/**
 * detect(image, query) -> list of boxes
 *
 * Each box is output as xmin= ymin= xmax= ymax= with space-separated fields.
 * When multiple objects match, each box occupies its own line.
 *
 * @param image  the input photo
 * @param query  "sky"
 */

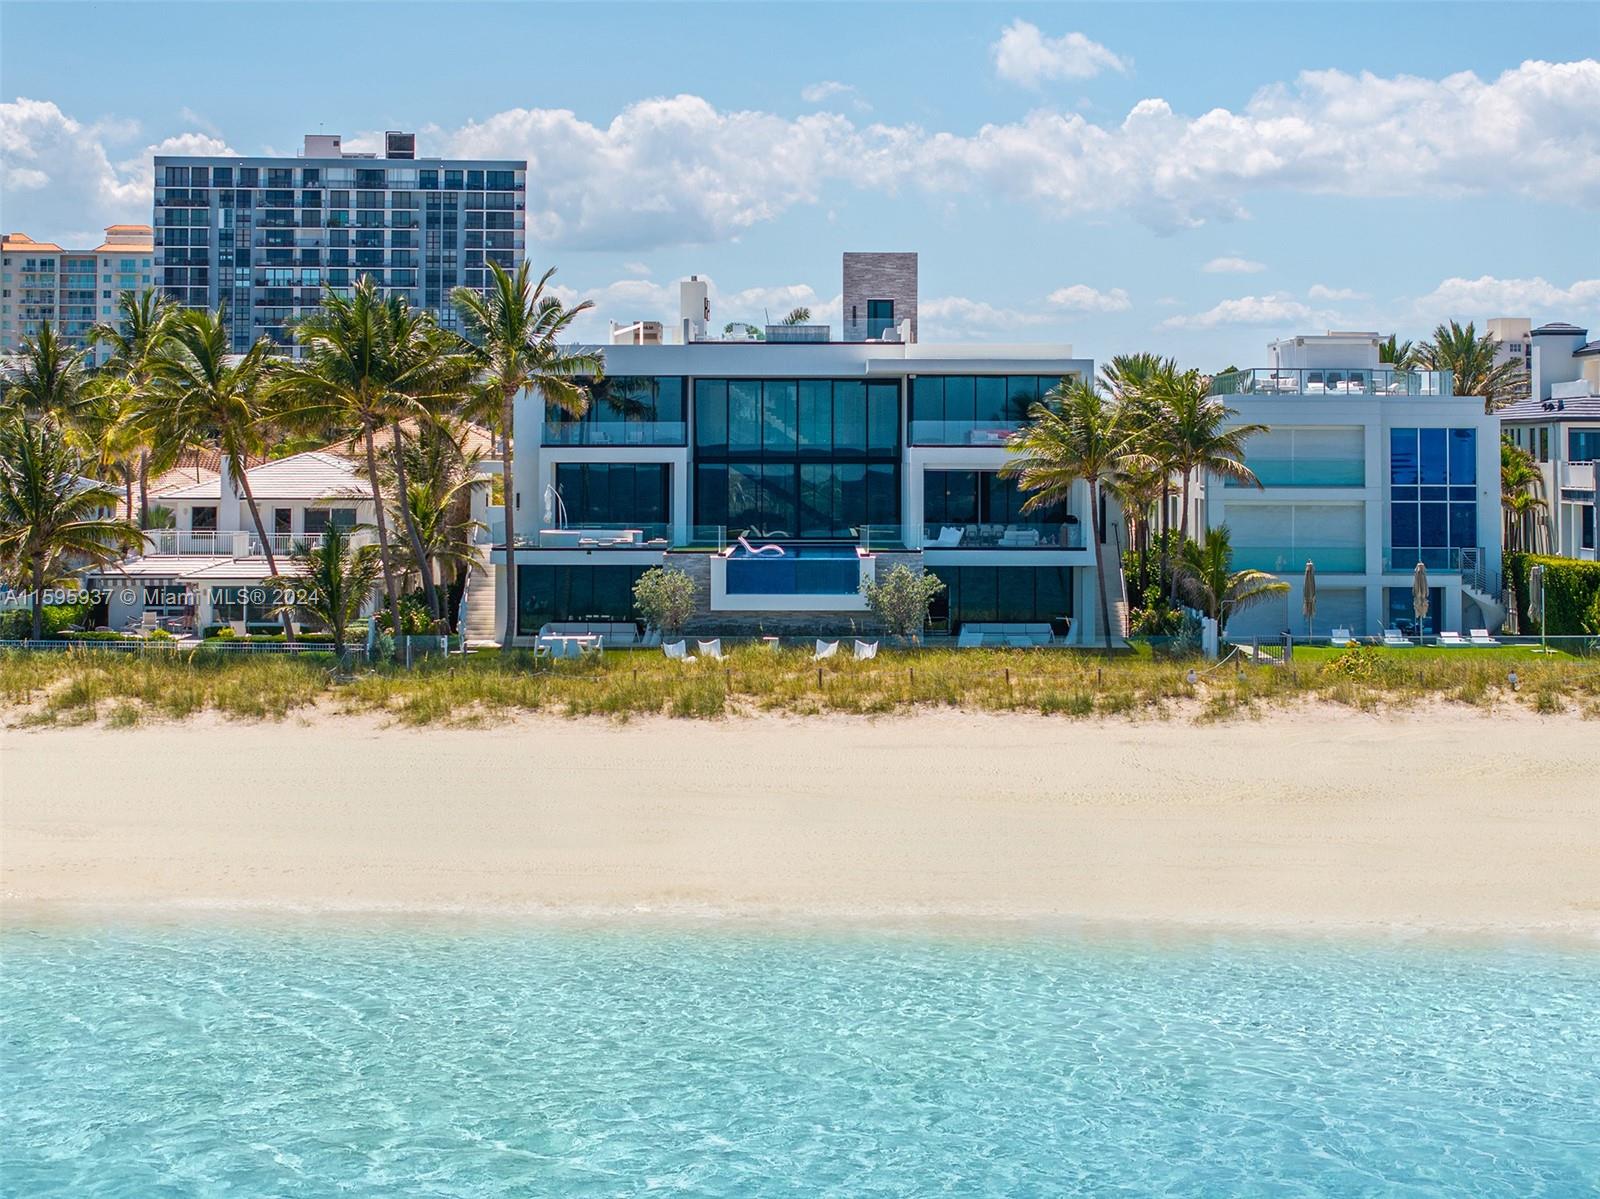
xmin=2 ymin=0 xmax=1597 ymax=368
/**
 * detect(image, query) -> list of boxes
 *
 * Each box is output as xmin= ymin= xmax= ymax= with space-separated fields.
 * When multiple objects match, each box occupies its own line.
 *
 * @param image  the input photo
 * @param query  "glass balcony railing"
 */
xmin=541 ymin=421 xmax=687 ymax=447
xmin=1226 ymin=458 xmax=1366 ymax=487
xmin=1382 ymin=548 xmax=1476 ymax=572
xmin=1210 ymin=368 xmax=1453 ymax=398
xmin=908 ymin=420 xmax=1023 ymax=446
xmin=921 ymin=521 xmax=1086 ymax=550
xmin=1232 ymin=545 xmax=1366 ymax=573
xmin=514 ymin=522 xmax=672 ymax=549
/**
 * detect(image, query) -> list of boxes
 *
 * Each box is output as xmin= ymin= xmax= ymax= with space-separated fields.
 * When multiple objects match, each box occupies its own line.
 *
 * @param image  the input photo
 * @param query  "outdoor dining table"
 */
xmin=538 ymin=634 xmax=601 ymax=658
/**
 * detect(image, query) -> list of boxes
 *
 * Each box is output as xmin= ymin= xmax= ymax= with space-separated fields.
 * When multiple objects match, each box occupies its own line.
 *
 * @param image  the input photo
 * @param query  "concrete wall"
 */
xmin=842 ymin=252 xmax=918 ymax=343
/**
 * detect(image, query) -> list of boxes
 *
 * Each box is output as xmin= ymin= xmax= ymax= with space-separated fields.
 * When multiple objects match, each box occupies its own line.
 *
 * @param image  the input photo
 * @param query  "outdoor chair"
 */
xmin=139 ymin=611 xmax=161 ymax=632
xmin=736 ymin=535 xmax=784 ymax=557
xmin=1382 ymin=628 xmax=1412 ymax=647
xmin=1329 ymin=627 xmax=1353 ymax=647
xmin=1438 ymin=631 xmax=1469 ymax=647
xmin=853 ymin=640 xmax=878 ymax=660
xmin=1469 ymin=628 xmax=1500 ymax=647
xmin=696 ymin=638 xmax=724 ymax=660
xmin=814 ymin=639 xmax=839 ymax=660
xmin=663 ymin=640 xmax=688 ymax=660
xmin=229 ymin=620 xmax=249 ymax=637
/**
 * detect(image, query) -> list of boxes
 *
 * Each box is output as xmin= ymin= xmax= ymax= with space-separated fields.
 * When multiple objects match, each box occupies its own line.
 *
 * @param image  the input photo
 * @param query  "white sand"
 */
xmin=3 ymin=707 xmax=1598 ymax=939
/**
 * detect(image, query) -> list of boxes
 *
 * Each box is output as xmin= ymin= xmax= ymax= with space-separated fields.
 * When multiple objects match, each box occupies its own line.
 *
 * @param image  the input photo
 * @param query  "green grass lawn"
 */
xmin=3 ymin=642 xmax=1597 ymax=727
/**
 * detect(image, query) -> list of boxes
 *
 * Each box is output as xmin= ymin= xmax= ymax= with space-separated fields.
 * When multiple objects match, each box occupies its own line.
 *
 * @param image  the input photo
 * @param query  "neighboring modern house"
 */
xmin=153 ymin=130 xmax=527 ymax=354
xmin=487 ymin=253 xmax=1114 ymax=645
xmin=1 ymin=225 xmax=156 ymax=362
xmin=1486 ymin=316 xmax=1534 ymax=384
xmin=1205 ymin=331 xmax=1503 ymax=638
xmin=1498 ymin=322 xmax=1599 ymax=561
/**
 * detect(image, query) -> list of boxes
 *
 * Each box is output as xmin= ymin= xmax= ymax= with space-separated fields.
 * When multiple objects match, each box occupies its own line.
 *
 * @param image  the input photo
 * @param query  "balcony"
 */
xmin=1551 ymin=379 xmax=1597 ymax=400
xmin=908 ymin=420 xmax=1021 ymax=447
xmin=1210 ymin=368 xmax=1453 ymax=398
xmin=509 ymin=522 xmax=672 ymax=549
xmin=139 ymin=529 xmax=370 ymax=557
xmin=1561 ymin=461 xmax=1595 ymax=490
xmin=1226 ymin=457 xmax=1366 ymax=487
xmin=922 ymin=521 xmax=1085 ymax=550
xmin=764 ymin=324 xmax=830 ymax=344
xmin=1233 ymin=544 xmax=1366 ymax=573
xmin=541 ymin=421 xmax=687 ymax=447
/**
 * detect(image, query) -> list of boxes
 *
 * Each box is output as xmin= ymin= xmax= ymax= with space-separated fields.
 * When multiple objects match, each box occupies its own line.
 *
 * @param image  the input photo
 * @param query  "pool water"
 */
xmin=3 ymin=925 xmax=1597 ymax=1196
xmin=725 ymin=542 xmax=862 ymax=596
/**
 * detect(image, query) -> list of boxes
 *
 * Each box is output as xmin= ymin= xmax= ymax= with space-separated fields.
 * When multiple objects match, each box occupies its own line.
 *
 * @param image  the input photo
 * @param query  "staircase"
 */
xmin=461 ymin=545 xmax=500 ymax=647
xmin=1459 ymin=547 xmax=1507 ymax=632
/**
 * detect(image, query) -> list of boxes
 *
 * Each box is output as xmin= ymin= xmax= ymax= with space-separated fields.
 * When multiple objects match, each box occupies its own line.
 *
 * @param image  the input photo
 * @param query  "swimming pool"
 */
xmin=725 ymin=543 xmax=863 ymax=596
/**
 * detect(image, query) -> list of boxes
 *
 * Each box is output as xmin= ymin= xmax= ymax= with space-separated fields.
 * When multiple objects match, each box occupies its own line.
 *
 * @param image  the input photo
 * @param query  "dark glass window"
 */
xmin=1568 ymin=429 xmax=1600 ymax=462
xmin=516 ymin=564 xmax=648 ymax=635
xmin=867 ymin=298 xmax=894 ymax=339
xmin=1389 ymin=428 xmax=1418 ymax=484
xmin=554 ymin=463 xmax=670 ymax=529
xmin=926 ymin=566 xmax=1073 ymax=634
xmin=190 ymin=506 xmax=218 ymax=531
xmin=1390 ymin=427 xmax=1477 ymax=566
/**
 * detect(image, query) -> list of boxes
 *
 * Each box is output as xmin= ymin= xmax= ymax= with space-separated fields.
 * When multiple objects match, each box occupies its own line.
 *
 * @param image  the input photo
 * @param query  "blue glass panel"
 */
xmin=943 ymin=376 xmax=975 ymax=424
xmin=695 ymin=380 xmax=726 ymax=449
xmin=1419 ymin=429 xmax=1447 ymax=484
xmin=975 ymin=377 xmax=1007 ymax=425
xmin=1419 ymin=503 xmax=1448 ymax=547
xmin=1391 ymin=486 xmax=1418 ymax=503
xmin=1450 ymin=486 xmax=1475 ymax=503
xmin=1569 ymin=429 xmax=1600 ymax=462
xmin=727 ymin=381 xmax=761 ymax=454
xmin=1448 ymin=428 xmax=1476 ymax=484
xmin=798 ymin=381 xmax=832 ymax=451
xmin=1390 ymin=504 xmax=1419 ymax=548
xmin=1449 ymin=503 xmax=1477 ymax=549
xmin=762 ymin=381 xmax=797 ymax=453
xmin=911 ymin=376 xmax=943 ymax=426
xmin=1420 ymin=487 xmax=1448 ymax=503
xmin=1389 ymin=428 xmax=1417 ymax=484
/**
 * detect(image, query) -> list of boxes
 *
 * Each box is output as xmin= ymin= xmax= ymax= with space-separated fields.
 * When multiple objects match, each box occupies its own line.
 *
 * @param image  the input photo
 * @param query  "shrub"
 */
xmin=632 ymin=567 xmax=697 ymax=637
xmin=861 ymin=564 xmax=945 ymax=640
xmin=0 ymin=602 xmax=90 ymax=639
xmin=210 ymin=626 xmax=237 ymax=640
xmin=147 ymin=628 xmax=176 ymax=641
xmin=1318 ymin=645 xmax=1400 ymax=684
xmin=1515 ymin=555 xmax=1600 ymax=634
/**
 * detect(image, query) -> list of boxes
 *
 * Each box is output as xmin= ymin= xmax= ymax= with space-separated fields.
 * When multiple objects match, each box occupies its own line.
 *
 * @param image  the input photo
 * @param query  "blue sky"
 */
xmin=3 ymin=1 xmax=1597 ymax=367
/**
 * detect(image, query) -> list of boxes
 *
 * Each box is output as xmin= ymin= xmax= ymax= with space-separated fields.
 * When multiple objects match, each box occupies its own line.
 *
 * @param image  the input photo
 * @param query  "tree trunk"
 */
xmin=363 ymin=420 xmax=404 ymax=652
xmin=138 ymin=451 xmax=150 ymax=530
xmin=31 ymin=561 xmax=44 ymax=641
xmin=236 ymin=461 xmax=296 ymax=643
xmin=123 ymin=464 xmax=135 ymax=521
xmin=1158 ymin=476 xmax=1171 ymax=599
xmin=389 ymin=419 xmax=440 ymax=623
xmin=500 ymin=386 xmax=519 ymax=648
xmin=1090 ymin=481 xmax=1114 ymax=648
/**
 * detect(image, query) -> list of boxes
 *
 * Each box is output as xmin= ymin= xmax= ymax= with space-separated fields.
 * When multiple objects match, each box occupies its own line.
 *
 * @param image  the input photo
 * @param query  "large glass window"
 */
xmin=926 ymin=566 xmax=1074 ymax=633
xmin=866 ymin=299 xmax=895 ymax=340
xmin=516 ymin=564 xmax=648 ymax=635
xmin=1390 ymin=427 xmax=1477 ymax=568
xmin=923 ymin=470 xmax=1078 ymax=548
xmin=543 ymin=377 xmax=686 ymax=446
xmin=553 ymin=463 xmax=670 ymax=531
xmin=1569 ymin=429 xmax=1600 ymax=462
xmin=908 ymin=375 xmax=1075 ymax=444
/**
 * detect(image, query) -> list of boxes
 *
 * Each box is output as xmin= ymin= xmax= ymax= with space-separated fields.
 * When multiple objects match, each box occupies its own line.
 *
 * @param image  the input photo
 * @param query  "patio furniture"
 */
xmin=736 ymin=535 xmax=784 ymax=557
xmin=1329 ymin=627 xmax=1353 ymax=647
xmin=1469 ymin=628 xmax=1500 ymax=646
xmin=814 ymin=639 xmax=839 ymax=660
xmin=696 ymin=638 xmax=724 ymax=660
xmin=928 ymin=526 xmax=964 ymax=548
xmin=663 ymin=640 xmax=688 ymax=660
xmin=1438 ymin=631 xmax=1469 ymax=647
xmin=1382 ymin=628 xmax=1412 ymax=647
xmin=229 ymin=620 xmax=249 ymax=637
xmin=139 ymin=611 xmax=161 ymax=632
xmin=853 ymin=640 xmax=878 ymax=660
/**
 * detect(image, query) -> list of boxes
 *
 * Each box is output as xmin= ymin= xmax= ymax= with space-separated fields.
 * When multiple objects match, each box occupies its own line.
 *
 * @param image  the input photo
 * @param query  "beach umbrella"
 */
xmin=1529 ymin=563 xmax=1544 ymax=630
xmin=1412 ymin=561 xmax=1430 ymax=632
xmin=1302 ymin=561 xmax=1317 ymax=638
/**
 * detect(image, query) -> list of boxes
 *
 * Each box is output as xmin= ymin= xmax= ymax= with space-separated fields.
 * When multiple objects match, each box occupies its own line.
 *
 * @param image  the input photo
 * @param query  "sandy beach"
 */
xmin=4 ymin=707 xmax=1598 ymax=939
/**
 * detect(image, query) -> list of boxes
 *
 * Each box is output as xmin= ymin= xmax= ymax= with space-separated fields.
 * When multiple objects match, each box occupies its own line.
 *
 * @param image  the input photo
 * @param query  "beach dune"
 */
xmin=3 ymin=708 xmax=1598 ymax=937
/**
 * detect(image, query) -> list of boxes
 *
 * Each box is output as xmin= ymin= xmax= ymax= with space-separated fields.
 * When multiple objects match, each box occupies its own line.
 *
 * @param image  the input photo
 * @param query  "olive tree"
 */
xmin=632 ymin=567 xmax=697 ymax=638
xmin=861 ymin=564 xmax=944 ymax=642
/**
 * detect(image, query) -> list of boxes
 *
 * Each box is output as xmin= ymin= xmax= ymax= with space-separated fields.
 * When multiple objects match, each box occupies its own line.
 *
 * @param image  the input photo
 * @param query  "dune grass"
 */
xmin=2 ymin=642 xmax=1598 ymax=727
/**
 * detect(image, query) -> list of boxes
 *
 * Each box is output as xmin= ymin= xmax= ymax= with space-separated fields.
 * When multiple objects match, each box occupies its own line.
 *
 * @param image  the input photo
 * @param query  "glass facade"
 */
xmin=1568 ymin=429 xmax=1600 ymax=462
xmin=908 ymin=375 xmax=1073 ymax=445
xmin=543 ymin=376 xmax=687 ymax=446
xmin=515 ymin=564 xmax=647 ymax=635
xmin=926 ymin=566 xmax=1074 ymax=633
xmin=1389 ymin=428 xmax=1477 ymax=569
xmin=922 ymin=470 xmax=1079 ymax=548
xmin=693 ymin=379 xmax=900 ymax=538
xmin=866 ymin=299 xmax=895 ymax=340
xmin=553 ymin=463 xmax=670 ymax=529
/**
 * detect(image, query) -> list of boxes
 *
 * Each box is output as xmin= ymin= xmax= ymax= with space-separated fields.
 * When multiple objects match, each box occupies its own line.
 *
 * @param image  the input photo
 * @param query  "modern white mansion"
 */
xmin=488 ymin=253 xmax=1115 ymax=645
xmin=1206 ymin=332 xmax=1504 ymax=638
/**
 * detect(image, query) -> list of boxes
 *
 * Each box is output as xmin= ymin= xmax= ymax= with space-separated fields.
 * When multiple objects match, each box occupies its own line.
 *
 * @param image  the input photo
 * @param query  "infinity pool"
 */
xmin=724 ymin=542 xmax=863 ymax=595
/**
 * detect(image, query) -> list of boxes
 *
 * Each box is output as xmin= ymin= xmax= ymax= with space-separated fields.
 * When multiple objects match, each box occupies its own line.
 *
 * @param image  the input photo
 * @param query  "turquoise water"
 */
xmin=3 ymin=926 xmax=1597 ymax=1196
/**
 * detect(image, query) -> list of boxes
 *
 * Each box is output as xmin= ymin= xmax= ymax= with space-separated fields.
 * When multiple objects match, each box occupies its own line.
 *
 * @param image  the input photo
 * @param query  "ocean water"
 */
xmin=2 ymin=926 xmax=1597 ymax=1197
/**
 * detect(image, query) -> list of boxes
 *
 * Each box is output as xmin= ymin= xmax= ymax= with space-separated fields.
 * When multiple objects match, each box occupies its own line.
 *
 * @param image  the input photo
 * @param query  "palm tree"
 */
xmin=1003 ymin=379 xmax=1143 ymax=646
xmin=278 ymin=279 xmax=470 ymax=634
xmin=0 ymin=321 xmax=91 ymax=421
xmin=1379 ymin=334 xmax=1416 ymax=370
xmin=781 ymin=306 xmax=812 ymax=325
xmin=61 ymin=385 xmax=141 ymax=521
xmin=1153 ymin=367 xmax=1267 ymax=552
xmin=143 ymin=308 xmax=296 ymax=640
xmin=89 ymin=288 xmax=176 ymax=527
xmin=1098 ymin=354 xmax=1179 ymax=587
xmin=452 ymin=262 xmax=602 ymax=647
xmin=0 ymin=416 xmax=142 ymax=639
xmin=1173 ymin=526 xmax=1289 ymax=635
xmin=1501 ymin=437 xmax=1548 ymax=554
xmin=267 ymin=521 xmax=382 ymax=658
xmin=1416 ymin=321 xmax=1528 ymax=412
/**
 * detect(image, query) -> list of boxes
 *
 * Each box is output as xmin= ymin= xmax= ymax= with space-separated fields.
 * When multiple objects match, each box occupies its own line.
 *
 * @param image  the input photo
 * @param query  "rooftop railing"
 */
xmin=540 ymin=420 xmax=687 ymax=447
xmin=1210 ymin=368 xmax=1453 ymax=398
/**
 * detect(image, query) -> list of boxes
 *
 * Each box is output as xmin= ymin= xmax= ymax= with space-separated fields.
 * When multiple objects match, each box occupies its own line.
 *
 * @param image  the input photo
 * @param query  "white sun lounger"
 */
xmin=853 ymin=640 xmax=878 ymax=660
xmin=1382 ymin=628 xmax=1412 ymax=647
xmin=814 ymin=639 xmax=838 ymax=660
xmin=696 ymin=638 xmax=724 ymax=660
xmin=736 ymin=535 xmax=784 ymax=557
xmin=663 ymin=640 xmax=688 ymax=660
xmin=1329 ymin=627 xmax=1353 ymax=647
xmin=1469 ymin=628 xmax=1500 ymax=646
xmin=1437 ymin=631 xmax=1469 ymax=647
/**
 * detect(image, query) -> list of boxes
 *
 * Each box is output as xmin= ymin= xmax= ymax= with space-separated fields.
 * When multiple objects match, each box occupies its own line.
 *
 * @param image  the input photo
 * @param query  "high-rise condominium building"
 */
xmin=153 ymin=130 xmax=527 ymax=353
xmin=1 ymin=225 xmax=155 ymax=362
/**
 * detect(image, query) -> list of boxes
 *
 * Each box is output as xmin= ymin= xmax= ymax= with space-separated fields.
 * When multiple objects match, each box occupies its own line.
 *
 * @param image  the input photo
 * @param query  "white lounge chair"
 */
xmin=662 ymin=640 xmax=688 ymax=660
xmin=1469 ymin=628 xmax=1500 ymax=647
xmin=928 ymin=526 xmax=964 ymax=548
xmin=229 ymin=620 xmax=249 ymax=637
xmin=1438 ymin=631 xmax=1469 ymax=647
xmin=139 ymin=611 xmax=161 ymax=632
xmin=1329 ymin=627 xmax=1353 ymax=647
xmin=1382 ymin=628 xmax=1412 ymax=647
xmin=814 ymin=639 xmax=838 ymax=660
xmin=696 ymin=638 xmax=724 ymax=660
xmin=736 ymin=535 xmax=784 ymax=557
xmin=853 ymin=640 xmax=878 ymax=660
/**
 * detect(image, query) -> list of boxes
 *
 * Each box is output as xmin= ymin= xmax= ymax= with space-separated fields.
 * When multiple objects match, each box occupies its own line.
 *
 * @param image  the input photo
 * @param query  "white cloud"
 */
xmin=1411 ymin=274 xmax=1600 ymax=318
xmin=1162 ymin=293 xmax=1318 ymax=330
xmin=1307 ymin=284 xmax=1370 ymax=301
xmin=991 ymin=21 xmax=1128 ymax=88
xmin=801 ymin=81 xmax=869 ymax=112
xmin=1046 ymin=284 xmax=1132 ymax=312
xmin=622 ymin=261 xmax=651 ymax=277
xmin=1203 ymin=256 xmax=1266 ymax=274
xmin=919 ymin=296 xmax=1051 ymax=340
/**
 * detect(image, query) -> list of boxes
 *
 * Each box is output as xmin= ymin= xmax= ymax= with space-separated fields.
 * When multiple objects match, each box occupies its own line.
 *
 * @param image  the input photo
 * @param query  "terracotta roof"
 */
xmin=3 ymin=233 xmax=63 ymax=252
xmin=93 ymin=241 xmax=154 ymax=254
xmin=104 ymin=224 xmax=151 ymax=233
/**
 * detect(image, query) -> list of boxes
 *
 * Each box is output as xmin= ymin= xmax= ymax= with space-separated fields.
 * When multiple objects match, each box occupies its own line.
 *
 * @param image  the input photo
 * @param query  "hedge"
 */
xmin=1504 ymin=552 xmax=1600 ymax=634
